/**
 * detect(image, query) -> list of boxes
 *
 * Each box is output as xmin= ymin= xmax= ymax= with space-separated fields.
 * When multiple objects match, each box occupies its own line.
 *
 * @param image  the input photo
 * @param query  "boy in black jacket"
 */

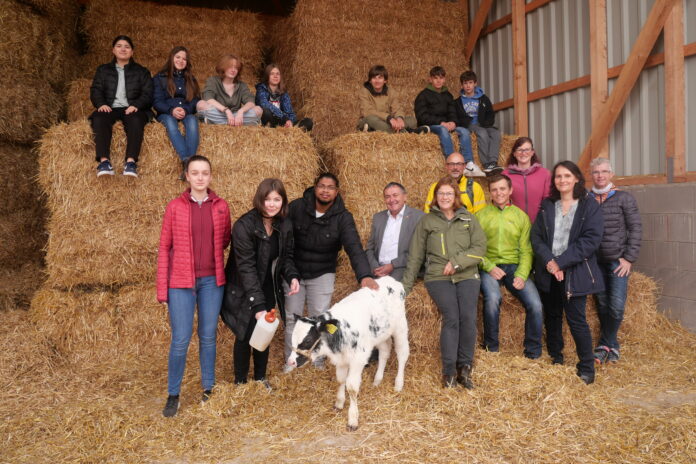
xmin=415 ymin=66 xmax=484 ymax=177
xmin=454 ymin=70 xmax=502 ymax=174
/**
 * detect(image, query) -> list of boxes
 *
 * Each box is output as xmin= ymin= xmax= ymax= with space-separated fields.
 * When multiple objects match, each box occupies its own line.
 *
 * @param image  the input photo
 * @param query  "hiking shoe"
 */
xmin=594 ymin=345 xmax=611 ymax=365
xmin=96 ymin=160 xmax=114 ymax=177
xmin=162 ymin=395 xmax=179 ymax=417
xmin=442 ymin=375 xmax=457 ymax=388
xmin=578 ymin=372 xmax=595 ymax=385
xmin=123 ymin=161 xmax=138 ymax=177
xmin=256 ymin=378 xmax=272 ymax=392
xmin=456 ymin=365 xmax=474 ymax=389
xmin=464 ymin=161 xmax=486 ymax=177
xmin=201 ymin=389 xmax=212 ymax=403
xmin=607 ymin=348 xmax=620 ymax=363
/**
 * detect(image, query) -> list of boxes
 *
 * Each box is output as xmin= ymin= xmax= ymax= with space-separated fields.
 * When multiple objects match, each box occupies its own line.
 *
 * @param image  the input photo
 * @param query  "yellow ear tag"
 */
xmin=325 ymin=323 xmax=337 ymax=334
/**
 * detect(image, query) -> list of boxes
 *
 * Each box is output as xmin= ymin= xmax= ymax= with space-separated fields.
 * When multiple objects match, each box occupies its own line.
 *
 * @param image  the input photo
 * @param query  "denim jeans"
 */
xmin=428 ymin=125 xmax=473 ymax=161
xmin=157 ymin=113 xmax=199 ymax=161
xmin=167 ymin=276 xmax=224 ymax=395
xmin=198 ymin=107 xmax=260 ymax=125
xmin=480 ymin=264 xmax=543 ymax=358
xmin=594 ymin=260 xmax=629 ymax=350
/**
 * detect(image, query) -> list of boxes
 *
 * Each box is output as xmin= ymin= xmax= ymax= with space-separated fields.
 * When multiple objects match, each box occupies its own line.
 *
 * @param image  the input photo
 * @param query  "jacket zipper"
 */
xmin=584 ymin=259 xmax=595 ymax=284
xmin=566 ymin=268 xmax=572 ymax=300
xmin=523 ymin=174 xmax=528 ymax=215
xmin=440 ymin=233 xmax=446 ymax=256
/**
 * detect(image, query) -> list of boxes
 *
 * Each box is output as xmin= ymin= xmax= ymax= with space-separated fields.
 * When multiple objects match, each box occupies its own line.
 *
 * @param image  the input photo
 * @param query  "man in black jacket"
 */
xmin=283 ymin=173 xmax=378 ymax=370
xmin=589 ymin=158 xmax=642 ymax=364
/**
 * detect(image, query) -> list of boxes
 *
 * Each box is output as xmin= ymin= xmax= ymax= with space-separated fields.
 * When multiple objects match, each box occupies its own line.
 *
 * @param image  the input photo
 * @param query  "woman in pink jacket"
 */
xmin=156 ymin=155 xmax=231 ymax=418
xmin=502 ymin=137 xmax=551 ymax=223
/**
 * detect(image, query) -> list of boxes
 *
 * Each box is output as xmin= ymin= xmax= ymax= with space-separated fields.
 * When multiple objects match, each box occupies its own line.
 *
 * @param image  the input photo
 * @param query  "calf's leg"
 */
xmin=345 ymin=362 xmax=364 ymax=431
xmin=373 ymin=338 xmax=392 ymax=387
xmin=392 ymin=323 xmax=410 ymax=392
xmin=334 ymin=364 xmax=348 ymax=410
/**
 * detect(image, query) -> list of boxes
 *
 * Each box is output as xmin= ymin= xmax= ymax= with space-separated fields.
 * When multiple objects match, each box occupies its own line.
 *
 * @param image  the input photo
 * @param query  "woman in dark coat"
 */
xmin=221 ymin=178 xmax=300 ymax=389
xmin=531 ymin=161 xmax=604 ymax=384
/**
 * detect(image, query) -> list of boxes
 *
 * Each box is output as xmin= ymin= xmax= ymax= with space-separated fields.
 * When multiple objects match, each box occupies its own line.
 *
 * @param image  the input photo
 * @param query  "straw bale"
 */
xmin=81 ymin=0 xmax=264 ymax=84
xmin=66 ymin=78 xmax=92 ymax=122
xmin=16 ymin=0 xmax=79 ymax=18
xmin=0 ymin=70 xmax=63 ymax=143
xmin=0 ymin=260 xmax=44 ymax=311
xmin=273 ymin=0 xmax=469 ymax=144
xmin=37 ymin=120 xmax=320 ymax=288
xmin=1 ymin=0 xmax=79 ymax=90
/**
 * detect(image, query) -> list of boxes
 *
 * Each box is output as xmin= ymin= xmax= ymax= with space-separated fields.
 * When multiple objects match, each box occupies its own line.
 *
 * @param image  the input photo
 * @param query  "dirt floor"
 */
xmin=1 ymin=304 xmax=694 ymax=464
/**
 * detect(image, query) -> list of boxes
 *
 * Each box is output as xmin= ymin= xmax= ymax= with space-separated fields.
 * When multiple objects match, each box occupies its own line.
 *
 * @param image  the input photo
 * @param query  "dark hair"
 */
xmin=383 ymin=182 xmax=406 ymax=194
xmin=487 ymin=173 xmax=512 ymax=189
xmin=314 ymin=172 xmax=339 ymax=189
xmin=253 ymin=178 xmax=289 ymax=218
xmin=431 ymin=176 xmax=462 ymax=211
xmin=505 ymin=136 xmax=540 ymax=166
xmin=368 ymin=65 xmax=388 ymax=81
xmin=549 ymin=161 xmax=586 ymax=201
xmin=112 ymin=35 xmax=134 ymax=49
xmin=429 ymin=66 xmax=446 ymax=77
xmin=216 ymin=54 xmax=242 ymax=82
xmin=185 ymin=155 xmax=212 ymax=172
xmin=263 ymin=63 xmax=285 ymax=93
xmin=160 ymin=46 xmax=200 ymax=102
xmin=460 ymin=70 xmax=478 ymax=83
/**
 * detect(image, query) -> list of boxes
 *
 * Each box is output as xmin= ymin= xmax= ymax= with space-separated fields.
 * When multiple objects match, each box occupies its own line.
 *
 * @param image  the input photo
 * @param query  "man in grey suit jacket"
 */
xmin=366 ymin=182 xmax=425 ymax=281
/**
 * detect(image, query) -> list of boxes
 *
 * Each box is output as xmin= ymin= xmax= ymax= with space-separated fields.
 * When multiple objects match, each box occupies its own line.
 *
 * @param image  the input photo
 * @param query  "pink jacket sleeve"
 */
xmin=156 ymin=202 xmax=174 ymax=303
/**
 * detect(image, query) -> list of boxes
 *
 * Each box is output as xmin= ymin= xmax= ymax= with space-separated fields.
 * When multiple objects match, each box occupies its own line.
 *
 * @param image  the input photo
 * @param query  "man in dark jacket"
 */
xmin=589 ymin=158 xmax=642 ymax=364
xmin=414 ymin=66 xmax=484 ymax=177
xmin=283 ymin=173 xmax=378 ymax=371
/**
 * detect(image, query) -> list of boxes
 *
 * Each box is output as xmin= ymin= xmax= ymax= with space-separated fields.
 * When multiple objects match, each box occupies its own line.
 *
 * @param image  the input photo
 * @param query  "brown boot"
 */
xmin=442 ymin=374 xmax=457 ymax=388
xmin=456 ymin=365 xmax=474 ymax=389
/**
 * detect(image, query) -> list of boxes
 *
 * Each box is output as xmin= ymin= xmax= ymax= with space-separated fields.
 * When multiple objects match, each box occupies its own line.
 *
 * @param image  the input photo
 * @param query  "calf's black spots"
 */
xmin=387 ymin=286 xmax=394 ymax=295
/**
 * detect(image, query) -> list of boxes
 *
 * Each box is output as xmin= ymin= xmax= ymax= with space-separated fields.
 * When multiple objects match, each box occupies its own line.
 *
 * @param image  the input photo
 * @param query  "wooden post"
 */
xmin=664 ymin=0 xmax=686 ymax=182
xmin=464 ymin=0 xmax=495 ymax=63
xmin=511 ymin=0 xmax=528 ymax=135
xmin=589 ymin=0 xmax=609 ymax=158
xmin=578 ymin=0 xmax=677 ymax=173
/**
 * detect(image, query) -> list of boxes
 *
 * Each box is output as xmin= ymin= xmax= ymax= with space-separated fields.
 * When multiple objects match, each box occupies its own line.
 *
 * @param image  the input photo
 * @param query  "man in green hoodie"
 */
xmin=475 ymin=174 xmax=543 ymax=359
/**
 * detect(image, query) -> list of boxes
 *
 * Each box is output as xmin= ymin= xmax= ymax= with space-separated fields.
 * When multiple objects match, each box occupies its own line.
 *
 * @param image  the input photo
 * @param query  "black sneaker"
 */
xmin=256 ymin=378 xmax=272 ymax=392
xmin=551 ymin=355 xmax=564 ymax=365
xmin=578 ymin=372 xmax=595 ymax=385
xmin=607 ymin=348 xmax=620 ymax=363
xmin=201 ymin=389 xmax=212 ymax=403
xmin=123 ymin=161 xmax=138 ymax=177
xmin=96 ymin=160 xmax=115 ymax=177
xmin=484 ymin=163 xmax=503 ymax=174
xmin=442 ymin=375 xmax=457 ymax=388
xmin=456 ymin=365 xmax=474 ymax=389
xmin=162 ymin=395 xmax=179 ymax=417
xmin=415 ymin=125 xmax=430 ymax=134
xmin=594 ymin=346 xmax=611 ymax=365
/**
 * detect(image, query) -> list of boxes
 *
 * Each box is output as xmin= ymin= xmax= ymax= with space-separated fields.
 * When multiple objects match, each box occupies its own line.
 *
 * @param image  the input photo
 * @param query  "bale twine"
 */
xmin=37 ymin=121 xmax=320 ymax=289
xmin=81 ymin=0 xmax=263 ymax=84
xmin=273 ymin=0 xmax=469 ymax=144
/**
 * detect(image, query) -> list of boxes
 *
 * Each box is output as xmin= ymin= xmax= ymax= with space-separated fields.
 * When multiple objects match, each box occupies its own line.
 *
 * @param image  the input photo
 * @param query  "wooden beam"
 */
xmin=613 ymin=174 xmax=667 ymax=186
xmin=664 ymin=0 xmax=686 ymax=182
xmin=511 ymin=0 xmax=528 ymax=135
xmin=589 ymin=0 xmax=609 ymax=158
xmin=465 ymin=0 xmax=495 ymax=63
xmin=482 ymin=0 xmax=555 ymax=36
xmin=577 ymin=0 xmax=678 ymax=174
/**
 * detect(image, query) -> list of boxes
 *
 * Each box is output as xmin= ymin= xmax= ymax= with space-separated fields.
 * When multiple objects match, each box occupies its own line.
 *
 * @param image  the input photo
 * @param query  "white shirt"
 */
xmin=378 ymin=205 xmax=405 ymax=265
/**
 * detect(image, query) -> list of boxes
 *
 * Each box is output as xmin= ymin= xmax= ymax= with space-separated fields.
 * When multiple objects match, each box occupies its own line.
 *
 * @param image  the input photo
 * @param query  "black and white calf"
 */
xmin=287 ymin=276 xmax=409 ymax=431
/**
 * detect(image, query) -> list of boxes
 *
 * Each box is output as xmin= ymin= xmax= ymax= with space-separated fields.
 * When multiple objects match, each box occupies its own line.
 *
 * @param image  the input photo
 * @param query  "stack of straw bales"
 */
xmin=0 ymin=0 xmax=79 ymax=143
xmin=80 ymin=0 xmax=264 ymax=85
xmin=272 ymin=0 xmax=469 ymax=144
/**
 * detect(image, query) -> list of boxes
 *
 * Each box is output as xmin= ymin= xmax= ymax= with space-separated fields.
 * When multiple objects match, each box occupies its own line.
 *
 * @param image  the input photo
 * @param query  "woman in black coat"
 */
xmin=221 ymin=178 xmax=300 ymax=389
xmin=531 ymin=161 xmax=604 ymax=384
xmin=90 ymin=35 xmax=152 ymax=178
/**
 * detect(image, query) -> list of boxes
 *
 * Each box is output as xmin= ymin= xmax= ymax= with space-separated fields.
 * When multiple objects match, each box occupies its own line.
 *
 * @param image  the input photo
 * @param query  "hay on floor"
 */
xmin=81 ymin=0 xmax=263 ymax=84
xmin=37 ymin=121 xmax=320 ymax=288
xmin=273 ymin=0 xmax=469 ymax=144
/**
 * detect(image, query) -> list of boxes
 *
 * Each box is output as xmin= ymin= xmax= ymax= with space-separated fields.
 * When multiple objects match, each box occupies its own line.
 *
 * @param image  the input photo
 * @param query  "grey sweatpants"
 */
xmin=469 ymin=124 xmax=501 ymax=165
xmin=425 ymin=278 xmax=480 ymax=376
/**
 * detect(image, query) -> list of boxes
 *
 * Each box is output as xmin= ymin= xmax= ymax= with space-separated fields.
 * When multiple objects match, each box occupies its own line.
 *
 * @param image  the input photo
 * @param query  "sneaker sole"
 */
xmin=123 ymin=172 xmax=138 ymax=178
xmin=97 ymin=171 xmax=115 ymax=177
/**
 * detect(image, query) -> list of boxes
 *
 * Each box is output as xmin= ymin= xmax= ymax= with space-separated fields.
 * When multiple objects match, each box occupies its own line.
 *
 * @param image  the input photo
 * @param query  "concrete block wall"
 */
xmin=623 ymin=182 xmax=696 ymax=332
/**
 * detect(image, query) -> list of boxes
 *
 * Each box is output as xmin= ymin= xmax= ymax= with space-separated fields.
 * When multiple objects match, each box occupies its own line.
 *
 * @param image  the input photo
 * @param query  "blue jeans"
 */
xmin=428 ymin=125 xmax=473 ymax=161
xmin=480 ymin=264 xmax=543 ymax=358
xmin=594 ymin=260 xmax=629 ymax=350
xmin=198 ymin=107 xmax=260 ymax=125
xmin=167 ymin=276 xmax=223 ymax=395
xmin=157 ymin=113 xmax=199 ymax=161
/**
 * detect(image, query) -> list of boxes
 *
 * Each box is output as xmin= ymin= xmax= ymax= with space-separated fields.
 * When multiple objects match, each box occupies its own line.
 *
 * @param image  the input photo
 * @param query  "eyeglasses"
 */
xmin=436 ymin=191 xmax=455 ymax=197
xmin=515 ymin=148 xmax=533 ymax=153
xmin=316 ymin=184 xmax=337 ymax=191
xmin=591 ymin=170 xmax=612 ymax=175
xmin=446 ymin=162 xmax=466 ymax=167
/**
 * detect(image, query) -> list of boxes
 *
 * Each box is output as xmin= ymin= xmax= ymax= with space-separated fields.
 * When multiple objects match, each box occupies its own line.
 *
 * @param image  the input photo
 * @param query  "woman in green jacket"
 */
xmin=402 ymin=176 xmax=487 ymax=389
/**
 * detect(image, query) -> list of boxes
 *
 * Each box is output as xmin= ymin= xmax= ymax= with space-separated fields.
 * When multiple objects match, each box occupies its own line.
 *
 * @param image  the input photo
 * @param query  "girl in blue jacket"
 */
xmin=255 ymin=64 xmax=313 ymax=131
xmin=153 ymin=46 xmax=201 ymax=172
xmin=531 ymin=161 xmax=604 ymax=385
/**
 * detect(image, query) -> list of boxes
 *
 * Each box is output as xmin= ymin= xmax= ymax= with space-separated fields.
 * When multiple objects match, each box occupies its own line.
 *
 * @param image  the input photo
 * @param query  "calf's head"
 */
xmin=287 ymin=315 xmax=340 ymax=368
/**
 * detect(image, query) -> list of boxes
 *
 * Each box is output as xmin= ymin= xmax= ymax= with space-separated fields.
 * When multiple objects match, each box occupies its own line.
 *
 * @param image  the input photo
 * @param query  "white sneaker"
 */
xmin=464 ymin=161 xmax=486 ymax=177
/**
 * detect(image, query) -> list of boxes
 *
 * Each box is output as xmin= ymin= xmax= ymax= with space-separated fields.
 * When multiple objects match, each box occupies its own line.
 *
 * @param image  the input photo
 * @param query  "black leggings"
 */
xmin=233 ymin=316 xmax=270 ymax=383
xmin=90 ymin=107 xmax=148 ymax=162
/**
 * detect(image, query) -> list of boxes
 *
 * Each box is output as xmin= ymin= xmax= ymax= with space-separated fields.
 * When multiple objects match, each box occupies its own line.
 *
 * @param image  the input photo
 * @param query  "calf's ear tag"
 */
xmin=325 ymin=323 xmax=337 ymax=334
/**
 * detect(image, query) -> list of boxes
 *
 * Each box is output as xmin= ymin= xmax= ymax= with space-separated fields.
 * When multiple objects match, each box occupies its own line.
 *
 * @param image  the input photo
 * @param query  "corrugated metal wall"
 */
xmin=469 ymin=0 xmax=693 ymax=176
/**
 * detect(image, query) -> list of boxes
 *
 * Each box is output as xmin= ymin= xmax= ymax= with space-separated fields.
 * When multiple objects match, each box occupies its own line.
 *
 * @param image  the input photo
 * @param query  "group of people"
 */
xmin=156 ymin=135 xmax=641 ymax=417
xmin=89 ymin=36 xmax=312 ymax=179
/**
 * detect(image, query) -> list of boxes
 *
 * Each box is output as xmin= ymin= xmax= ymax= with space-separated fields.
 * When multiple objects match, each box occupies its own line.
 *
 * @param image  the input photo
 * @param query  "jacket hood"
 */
xmin=430 ymin=205 xmax=469 ymax=221
xmin=426 ymin=84 xmax=449 ymax=94
xmin=364 ymin=81 xmax=388 ymax=96
xmin=506 ymin=162 xmax=543 ymax=176
xmin=460 ymin=86 xmax=484 ymax=99
xmin=301 ymin=186 xmax=346 ymax=217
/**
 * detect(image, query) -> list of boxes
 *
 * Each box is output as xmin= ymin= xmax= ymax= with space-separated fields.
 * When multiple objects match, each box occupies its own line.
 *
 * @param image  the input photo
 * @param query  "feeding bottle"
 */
xmin=249 ymin=308 xmax=280 ymax=351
